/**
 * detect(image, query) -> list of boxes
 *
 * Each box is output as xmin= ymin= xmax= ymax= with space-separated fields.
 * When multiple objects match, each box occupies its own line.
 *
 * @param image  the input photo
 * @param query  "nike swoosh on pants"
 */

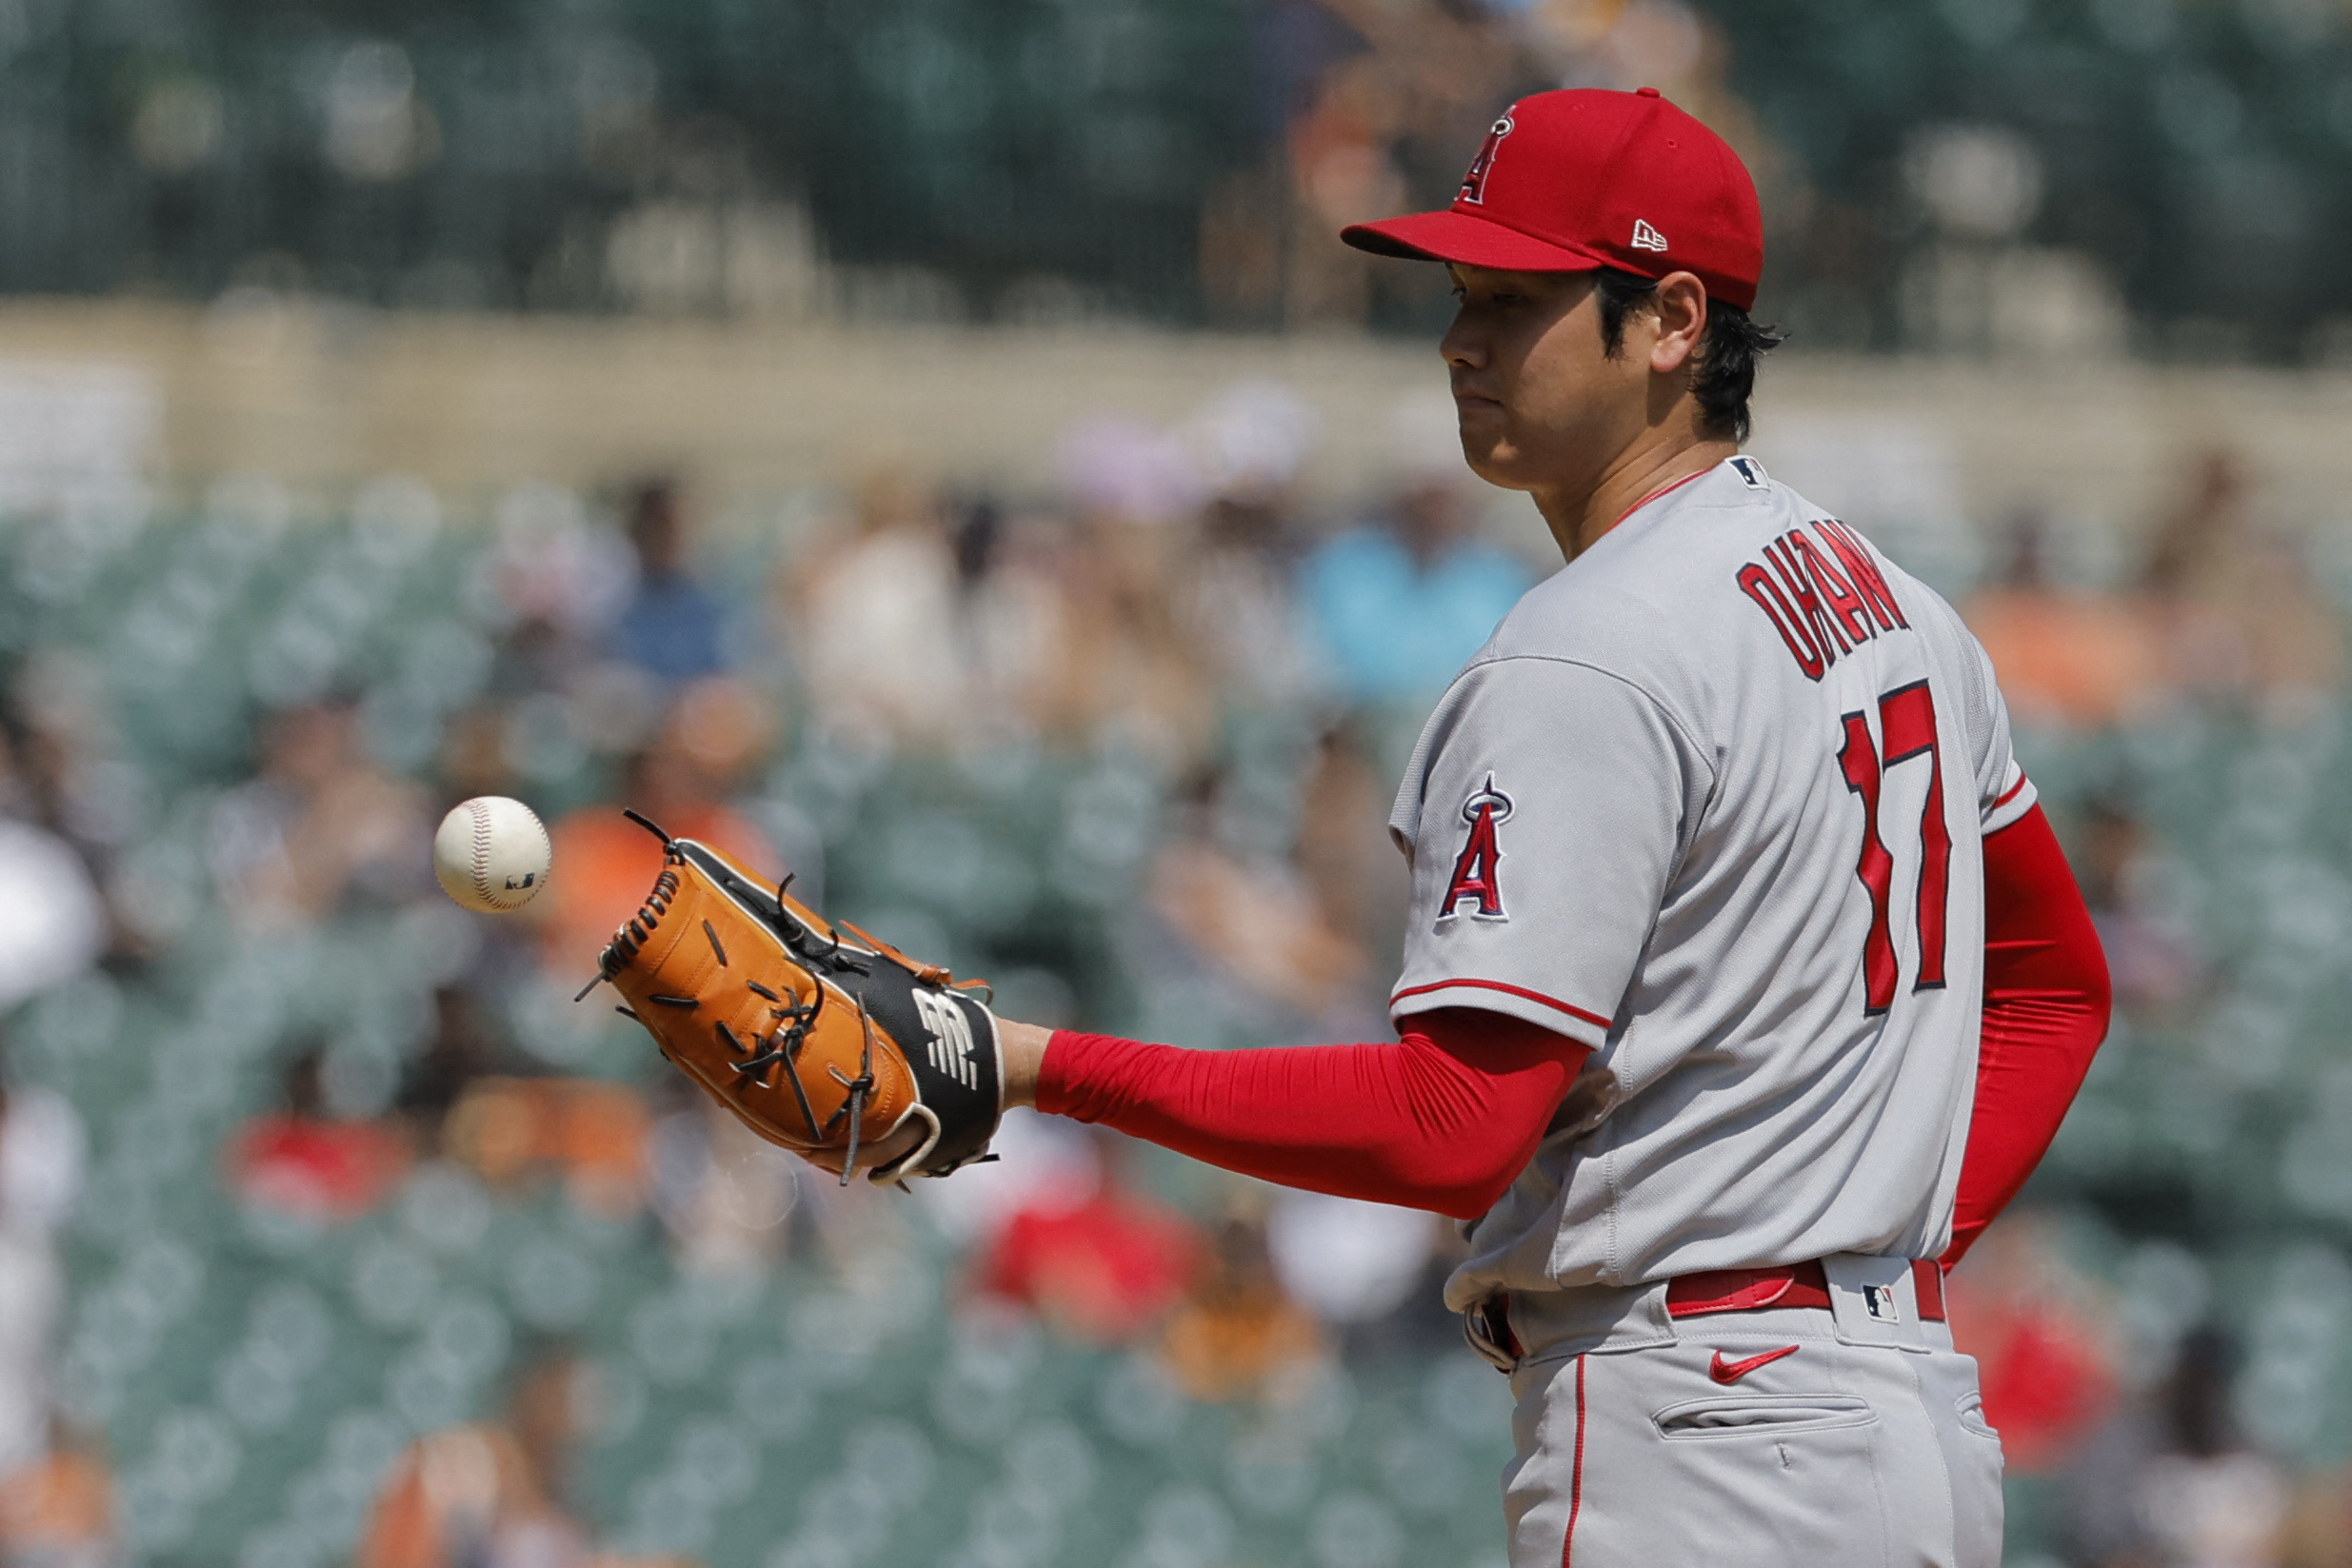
xmin=1708 ymin=1345 xmax=1801 ymax=1384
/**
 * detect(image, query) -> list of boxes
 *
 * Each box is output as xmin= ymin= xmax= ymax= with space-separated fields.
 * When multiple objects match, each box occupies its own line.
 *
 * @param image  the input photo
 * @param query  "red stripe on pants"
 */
xmin=1562 ymin=1355 xmax=1586 ymax=1567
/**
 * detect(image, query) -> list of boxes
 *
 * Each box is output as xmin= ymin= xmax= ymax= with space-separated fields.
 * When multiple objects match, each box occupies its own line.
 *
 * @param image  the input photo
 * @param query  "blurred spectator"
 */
xmin=973 ymin=1133 xmax=1203 ymax=1345
xmin=443 ymin=1077 xmax=649 ymax=1220
xmin=1291 ymin=717 xmax=1412 ymax=972
xmin=0 ymin=1070 xmax=84 ymax=1479
xmin=1158 ymin=1211 xmax=1325 ymax=1404
xmin=610 ymin=478 xmax=728 ymax=685
xmin=0 ymin=734 xmax=105 ymax=1015
xmin=950 ymin=495 xmax=1004 ymax=594
xmin=1943 ymin=1213 xmax=2117 ymax=1476
xmin=395 ymin=987 xmax=503 ymax=1141
xmin=4 ymin=662 xmax=145 ymax=963
xmin=486 ymin=484 xmax=634 ymax=700
xmin=1300 ymin=476 xmax=1531 ymax=705
xmin=358 ymin=1347 xmax=660 ymax=1568
xmin=226 ymin=1047 xmax=409 ymax=1223
xmin=2140 ymin=451 xmax=2343 ymax=708
xmin=1036 ymin=387 xmax=1329 ymax=756
xmin=789 ymin=473 xmax=967 ymax=744
xmin=1054 ymin=411 xmax=1204 ymax=527
xmin=540 ymin=717 xmax=776 ymax=976
xmin=0 ymin=1421 xmax=110 ymax=1568
xmin=1266 ymin=0 xmax=1533 ymax=329
xmin=1242 ymin=0 xmax=1365 ymax=151
xmin=1325 ymin=1215 xmax=1472 ymax=1364
xmin=1058 ymin=507 xmax=1218 ymax=764
xmin=2076 ymin=793 xmax=2203 ymax=1020
xmin=1284 ymin=53 xmax=1406 ymax=327
xmin=439 ymin=703 xmax=527 ymax=804
xmin=1177 ymin=493 xmax=1315 ymax=710
xmin=1266 ymin=1190 xmax=1435 ymax=1335
xmin=208 ymin=699 xmax=431 ymax=927
xmin=1168 ymin=387 xmax=1322 ymax=713
xmin=1336 ymin=0 xmax=1532 ymax=199
xmin=1963 ymin=510 xmax=2160 ymax=730
xmin=1146 ymin=764 xmax=1374 ymax=1035
xmin=957 ymin=506 xmax=1093 ymax=738
xmin=663 ymin=675 xmax=821 ymax=893
xmin=2063 ymin=1325 xmax=2289 ymax=1568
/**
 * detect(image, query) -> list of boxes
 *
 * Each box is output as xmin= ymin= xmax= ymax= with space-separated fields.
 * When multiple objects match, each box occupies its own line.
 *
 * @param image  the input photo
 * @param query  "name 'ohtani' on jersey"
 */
xmin=1732 ymin=518 xmax=1909 ymax=679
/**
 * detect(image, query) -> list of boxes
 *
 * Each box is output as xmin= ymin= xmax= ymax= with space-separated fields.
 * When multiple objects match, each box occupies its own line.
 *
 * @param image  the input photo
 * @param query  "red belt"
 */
xmin=1664 ymin=1259 xmax=1945 ymax=1322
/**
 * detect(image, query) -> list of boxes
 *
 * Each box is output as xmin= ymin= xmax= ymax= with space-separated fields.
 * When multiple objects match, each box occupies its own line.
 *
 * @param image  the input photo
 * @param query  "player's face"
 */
xmin=1441 ymin=265 xmax=1652 ymax=496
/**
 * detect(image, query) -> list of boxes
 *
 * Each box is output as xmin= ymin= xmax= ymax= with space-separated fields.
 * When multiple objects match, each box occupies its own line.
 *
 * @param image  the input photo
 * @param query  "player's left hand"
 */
xmin=586 ymin=814 xmax=1005 ymax=1185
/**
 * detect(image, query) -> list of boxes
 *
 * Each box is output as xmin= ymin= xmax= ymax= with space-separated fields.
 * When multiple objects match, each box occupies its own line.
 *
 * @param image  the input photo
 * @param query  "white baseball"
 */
xmin=433 ymin=796 xmax=553 ymax=914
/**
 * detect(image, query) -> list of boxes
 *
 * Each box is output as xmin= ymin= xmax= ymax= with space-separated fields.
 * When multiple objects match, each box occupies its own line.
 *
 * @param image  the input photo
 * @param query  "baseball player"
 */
xmin=605 ymin=86 xmax=2111 ymax=1568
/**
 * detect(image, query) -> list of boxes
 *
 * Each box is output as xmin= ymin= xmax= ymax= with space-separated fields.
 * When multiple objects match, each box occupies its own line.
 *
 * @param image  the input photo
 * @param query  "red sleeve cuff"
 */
xmin=1037 ymin=1029 xmax=1138 ymax=1121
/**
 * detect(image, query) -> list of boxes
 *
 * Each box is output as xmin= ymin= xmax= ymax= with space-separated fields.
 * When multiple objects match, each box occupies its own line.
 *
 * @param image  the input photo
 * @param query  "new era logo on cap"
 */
xmin=1340 ymin=87 xmax=1764 ymax=312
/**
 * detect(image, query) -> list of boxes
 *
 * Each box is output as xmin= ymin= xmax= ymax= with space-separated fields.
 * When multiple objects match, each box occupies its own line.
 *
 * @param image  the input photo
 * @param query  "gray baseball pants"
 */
xmin=1470 ymin=1254 xmax=2003 ymax=1568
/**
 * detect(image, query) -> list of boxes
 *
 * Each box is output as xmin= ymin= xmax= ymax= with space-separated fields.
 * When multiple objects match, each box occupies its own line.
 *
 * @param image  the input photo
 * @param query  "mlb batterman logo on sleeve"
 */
xmin=1342 ymin=86 xmax=1764 ymax=312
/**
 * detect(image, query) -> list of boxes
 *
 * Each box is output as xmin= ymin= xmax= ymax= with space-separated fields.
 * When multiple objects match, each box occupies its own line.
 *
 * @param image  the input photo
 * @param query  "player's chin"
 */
xmin=1458 ymin=432 xmax=1528 ymax=490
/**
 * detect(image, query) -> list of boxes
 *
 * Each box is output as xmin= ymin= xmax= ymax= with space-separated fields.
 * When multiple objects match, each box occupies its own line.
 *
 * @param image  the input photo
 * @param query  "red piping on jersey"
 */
xmin=1038 ymin=1010 xmax=1590 ymax=1220
xmin=1613 ymin=466 xmax=1711 ymax=529
xmin=1562 ymin=1355 xmax=1587 ymax=1568
xmin=1392 ymin=977 xmax=1613 ymax=1033
xmin=1992 ymin=773 xmax=2030 ymax=810
xmin=1943 ymin=803 xmax=2111 ymax=1268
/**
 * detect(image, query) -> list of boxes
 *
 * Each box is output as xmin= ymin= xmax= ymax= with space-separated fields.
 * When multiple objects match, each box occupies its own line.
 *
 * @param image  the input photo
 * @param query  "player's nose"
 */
xmin=1441 ymin=312 xmax=1487 ymax=372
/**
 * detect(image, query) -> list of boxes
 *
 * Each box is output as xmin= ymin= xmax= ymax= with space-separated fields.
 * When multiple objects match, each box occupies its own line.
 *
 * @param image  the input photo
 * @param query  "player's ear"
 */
xmin=1647 ymin=272 xmax=1709 ymax=377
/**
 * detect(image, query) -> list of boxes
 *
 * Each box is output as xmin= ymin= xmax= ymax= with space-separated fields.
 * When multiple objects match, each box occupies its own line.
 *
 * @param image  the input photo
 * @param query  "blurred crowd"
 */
xmin=1929 ymin=447 xmax=2352 ymax=1568
xmin=5 ymin=394 xmax=2352 ymax=1564
xmin=0 ymin=376 xmax=1537 ymax=1568
xmin=1968 ymin=450 xmax=2345 ymax=737
xmin=1220 ymin=0 xmax=1778 ymax=330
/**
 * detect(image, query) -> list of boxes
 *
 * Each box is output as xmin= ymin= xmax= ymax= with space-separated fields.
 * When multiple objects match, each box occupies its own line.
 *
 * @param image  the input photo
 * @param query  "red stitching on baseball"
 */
xmin=470 ymin=800 xmax=493 ymax=903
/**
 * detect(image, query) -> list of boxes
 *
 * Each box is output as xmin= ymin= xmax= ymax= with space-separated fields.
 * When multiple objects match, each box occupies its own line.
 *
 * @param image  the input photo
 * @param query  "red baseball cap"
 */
xmin=1342 ymin=87 xmax=1764 ymax=312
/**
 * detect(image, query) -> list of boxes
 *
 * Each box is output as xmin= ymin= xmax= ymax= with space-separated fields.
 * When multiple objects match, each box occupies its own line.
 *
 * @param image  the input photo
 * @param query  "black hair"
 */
xmin=1592 ymin=269 xmax=1784 ymax=445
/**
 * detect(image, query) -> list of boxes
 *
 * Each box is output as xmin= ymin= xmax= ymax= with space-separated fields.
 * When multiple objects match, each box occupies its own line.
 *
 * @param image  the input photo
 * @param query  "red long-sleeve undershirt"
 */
xmin=1041 ymin=803 xmax=2109 ymax=1245
xmin=1941 ymin=803 xmax=2112 ymax=1267
xmin=1040 ymin=1010 xmax=1587 ymax=1221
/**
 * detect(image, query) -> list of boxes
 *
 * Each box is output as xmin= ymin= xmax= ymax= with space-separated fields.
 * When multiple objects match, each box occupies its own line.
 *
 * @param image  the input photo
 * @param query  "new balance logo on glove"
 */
xmin=914 ymin=989 xmax=982 ymax=1091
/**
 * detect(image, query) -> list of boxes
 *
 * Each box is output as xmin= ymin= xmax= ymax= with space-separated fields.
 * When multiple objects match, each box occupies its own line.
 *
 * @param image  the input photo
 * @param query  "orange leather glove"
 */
xmin=585 ymin=814 xmax=1002 ymax=1183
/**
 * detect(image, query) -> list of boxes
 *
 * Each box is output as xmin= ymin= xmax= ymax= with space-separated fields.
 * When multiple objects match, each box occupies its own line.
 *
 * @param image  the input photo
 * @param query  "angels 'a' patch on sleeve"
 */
xmin=1391 ymin=655 xmax=1698 ymax=1043
xmin=1440 ymin=773 xmax=1513 ymax=923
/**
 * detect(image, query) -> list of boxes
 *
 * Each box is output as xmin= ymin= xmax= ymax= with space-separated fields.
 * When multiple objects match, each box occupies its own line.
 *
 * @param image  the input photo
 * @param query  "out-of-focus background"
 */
xmin=4 ymin=1 xmax=2352 ymax=1565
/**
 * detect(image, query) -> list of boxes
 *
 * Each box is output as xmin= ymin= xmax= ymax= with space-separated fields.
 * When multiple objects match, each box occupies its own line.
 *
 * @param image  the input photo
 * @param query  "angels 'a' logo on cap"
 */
xmin=1631 ymin=218 xmax=1669 ymax=252
xmin=1440 ymin=774 xmax=1514 ymax=922
xmin=1457 ymin=113 xmax=1515 ymax=206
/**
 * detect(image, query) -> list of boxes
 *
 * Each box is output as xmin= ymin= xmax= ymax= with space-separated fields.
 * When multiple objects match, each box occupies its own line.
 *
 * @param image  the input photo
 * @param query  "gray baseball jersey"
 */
xmin=1386 ymin=456 xmax=2036 ymax=1307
